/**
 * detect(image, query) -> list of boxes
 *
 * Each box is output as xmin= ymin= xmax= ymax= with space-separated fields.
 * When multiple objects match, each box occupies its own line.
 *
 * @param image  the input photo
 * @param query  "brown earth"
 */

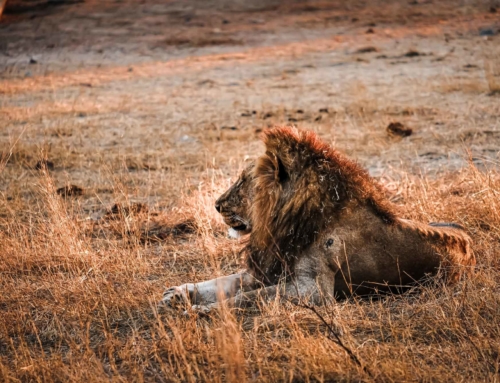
xmin=0 ymin=0 xmax=500 ymax=382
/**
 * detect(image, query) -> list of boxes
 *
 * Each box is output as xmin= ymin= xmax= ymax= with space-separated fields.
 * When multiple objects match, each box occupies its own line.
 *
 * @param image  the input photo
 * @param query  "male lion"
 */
xmin=161 ymin=127 xmax=475 ymax=311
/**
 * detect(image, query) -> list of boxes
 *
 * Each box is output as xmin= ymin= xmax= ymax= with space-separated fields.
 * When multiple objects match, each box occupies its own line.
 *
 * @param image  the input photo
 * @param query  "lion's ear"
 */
xmin=255 ymin=151 xmax=291 ymax=189
xmin=276 ymin=155 xmax=289 ymax=184
xmin=267 ymin=152 xmax=289 ymax=184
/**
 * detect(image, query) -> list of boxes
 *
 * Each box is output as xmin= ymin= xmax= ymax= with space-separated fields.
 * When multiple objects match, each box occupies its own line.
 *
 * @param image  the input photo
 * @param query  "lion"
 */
xmin=161 ymin=127 xmax=475 ymax=312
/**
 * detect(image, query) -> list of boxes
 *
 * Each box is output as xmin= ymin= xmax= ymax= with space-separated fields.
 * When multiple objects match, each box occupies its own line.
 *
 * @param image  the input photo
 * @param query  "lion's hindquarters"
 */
xmin=323 ymin=212 xmax=472 ymax=297
xmin=383 ymin=221 xmax=473 ymax=285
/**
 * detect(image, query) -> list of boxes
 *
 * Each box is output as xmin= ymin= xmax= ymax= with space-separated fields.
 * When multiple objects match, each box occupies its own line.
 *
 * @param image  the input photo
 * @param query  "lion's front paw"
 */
xmin=192 ymin=304 xmax=213 ymax=315
xmin=181 ymin=304 xmax=213 ymax=317
xmin=159 ymin=286 xmax=190 ymax=309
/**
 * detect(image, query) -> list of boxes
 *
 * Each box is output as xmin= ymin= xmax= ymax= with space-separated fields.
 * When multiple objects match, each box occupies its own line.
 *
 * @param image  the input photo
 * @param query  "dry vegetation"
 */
xmin=1 ymin=0 xmax=500 ymax=382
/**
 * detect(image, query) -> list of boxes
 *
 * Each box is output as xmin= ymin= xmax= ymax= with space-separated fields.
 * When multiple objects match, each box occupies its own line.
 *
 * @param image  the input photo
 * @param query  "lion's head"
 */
xmin=215 ymin=163 xmax=254 ymax=236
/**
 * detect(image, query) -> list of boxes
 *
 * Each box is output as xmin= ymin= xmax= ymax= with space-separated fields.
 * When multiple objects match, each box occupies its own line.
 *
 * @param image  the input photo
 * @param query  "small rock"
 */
xmin=197 ymin=79 xmax=215 ymax=86
xmin=355 ymin=46 xmax=378 ymax=54
xmin=365 ymin=28 xmax=375 ymax=34
xmin=221 ymin=126 xmax=238 ymax=130
xmin=263 ymin=112 xmax=273 ymax=119
xmin=57 ymin=185 xmax=84 ymax=197
xmin=288 ymin=117 xmax=298 ymax=122
xmin=314 ymin=116 xmax=322 ymax=122
xmin=296 ymin=109 xmax=304 ymax=114
xmin=29 ymin=58 xmax=37 ymax=65
xmin=404 ymin=49 xmax=422 ymax=57
xmin=35 ymin=159 xmax=54 ymax=171
xmin=479 ymin=28 xmax=496 ymax=37
xmin=387 ymin=122 xmax=412 ymax=137
xmin=490 ymin=6 xmax=497 ymax=13
xmin=319 ymin=108 xmax=329 ymax=113
xmin=249 ymin=18 xmax=264 ymax=25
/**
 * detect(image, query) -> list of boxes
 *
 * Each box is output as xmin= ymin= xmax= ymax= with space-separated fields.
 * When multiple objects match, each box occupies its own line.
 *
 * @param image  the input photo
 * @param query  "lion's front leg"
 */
xmin=230 ymin=280 xmax=327 ymax=308
xmin=186 ymin=253 xmax=336 ymax=313
xmin=225 ymin=255 xmax=332 ymax=309
xmin=196 ymin=280 xmax=327 ymax=313
xmin=159 ymin=272 xmax=256 ymax=310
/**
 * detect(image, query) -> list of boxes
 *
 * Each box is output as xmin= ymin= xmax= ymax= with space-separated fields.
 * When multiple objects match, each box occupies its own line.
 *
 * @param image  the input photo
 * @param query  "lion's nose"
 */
xmin=215 ymin=204 xmax=221 ymax=213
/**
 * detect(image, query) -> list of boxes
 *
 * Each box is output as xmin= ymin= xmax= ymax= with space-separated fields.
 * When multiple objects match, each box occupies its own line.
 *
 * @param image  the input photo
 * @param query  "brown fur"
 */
xmin=248 ymin=127 xmax=399 ymax=284
xmin=397 ymin=219 xmax=474 ymax=283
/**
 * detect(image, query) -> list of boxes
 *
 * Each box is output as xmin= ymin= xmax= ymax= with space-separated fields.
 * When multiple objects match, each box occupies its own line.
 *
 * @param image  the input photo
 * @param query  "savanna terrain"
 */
xmin=0 ymin=0 xmax=500 ymax=381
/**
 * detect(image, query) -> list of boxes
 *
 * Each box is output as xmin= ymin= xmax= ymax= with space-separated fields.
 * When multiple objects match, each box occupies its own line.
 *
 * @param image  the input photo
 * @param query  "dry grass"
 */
xmin=1 ymin=0 xmax=500 ymax=381
xmin=1 ymin=156 xmax=499 ymax=382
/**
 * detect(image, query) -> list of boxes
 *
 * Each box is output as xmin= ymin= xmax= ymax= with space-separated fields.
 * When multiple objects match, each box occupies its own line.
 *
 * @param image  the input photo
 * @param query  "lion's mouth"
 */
xmin=228 ymin=223 xmax=251 ymax=239
xmin=220 ymin=213 xmax=251 ymax=233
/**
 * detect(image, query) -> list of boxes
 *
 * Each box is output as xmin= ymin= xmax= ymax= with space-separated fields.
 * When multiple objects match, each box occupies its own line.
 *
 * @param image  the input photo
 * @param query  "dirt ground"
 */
xmin=1 ymin=0 xmax=500 ymax=382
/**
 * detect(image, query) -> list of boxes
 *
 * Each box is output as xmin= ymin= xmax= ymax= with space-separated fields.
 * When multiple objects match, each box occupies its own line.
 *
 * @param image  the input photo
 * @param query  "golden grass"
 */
xmin=1 ymin=157 xmax=499 ymax=382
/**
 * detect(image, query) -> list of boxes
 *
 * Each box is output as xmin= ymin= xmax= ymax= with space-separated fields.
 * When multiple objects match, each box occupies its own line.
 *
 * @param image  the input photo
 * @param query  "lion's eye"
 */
xmin=325 ymin=238 xmax=334 ymax=248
